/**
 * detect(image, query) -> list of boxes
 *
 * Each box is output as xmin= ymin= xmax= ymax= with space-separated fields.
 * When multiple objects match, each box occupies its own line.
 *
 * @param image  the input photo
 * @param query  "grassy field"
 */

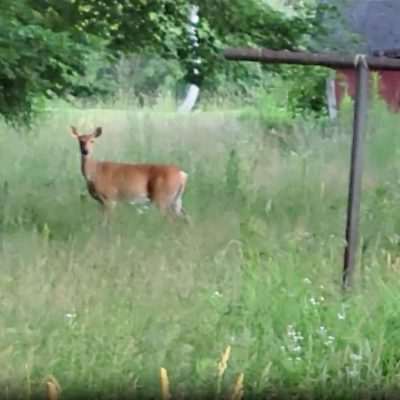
xmin=2 ymin=99 xmax=400 ymax=399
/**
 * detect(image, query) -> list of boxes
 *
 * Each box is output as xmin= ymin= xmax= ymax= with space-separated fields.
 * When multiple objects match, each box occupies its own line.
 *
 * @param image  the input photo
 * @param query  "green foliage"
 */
xmin=66 ymin=0 xmax=190 ymax=55
xmin=239 ymin=76 xmax=297 ymax=139
xmin=238 ymin=64 xmax=331 ymax=145
xmin=191 ymin=0 xmax=332 ymax=91
xmin=0 ymin=0 xmax=338 ymax=122
xmin=281 ymin=65 xmax=330 ymax=116
xmin=0 ymin=0 xmax=108 ymax=122
xmin=225 ymin=149 xmax=242 ymax=198
xmin=1 ymin=104 xmax=400 ymax=397
xmin=109 ymin=54 xmax=185 ymax=104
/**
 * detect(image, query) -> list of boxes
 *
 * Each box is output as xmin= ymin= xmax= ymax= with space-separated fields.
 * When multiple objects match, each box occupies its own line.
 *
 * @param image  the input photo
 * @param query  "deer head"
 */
xmin=70 ymin=126 xmax=102 ymax=156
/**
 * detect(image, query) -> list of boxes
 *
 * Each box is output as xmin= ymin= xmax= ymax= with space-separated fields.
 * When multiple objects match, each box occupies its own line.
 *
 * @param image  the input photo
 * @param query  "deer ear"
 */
xmin=94 ymin=127 xmax=102 ymax=137
xmin=70 ymin=126 xmax=79 ymax=138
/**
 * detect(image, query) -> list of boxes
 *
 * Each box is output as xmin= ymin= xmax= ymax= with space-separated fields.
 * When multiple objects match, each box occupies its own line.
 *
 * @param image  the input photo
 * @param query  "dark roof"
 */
xmin=318 ymin=0 xmax=400 ymax=55
xmin=349 ymin=0 xmax=400 ymax=53
xmin=372 ymin=48 xmax=400 ymax=59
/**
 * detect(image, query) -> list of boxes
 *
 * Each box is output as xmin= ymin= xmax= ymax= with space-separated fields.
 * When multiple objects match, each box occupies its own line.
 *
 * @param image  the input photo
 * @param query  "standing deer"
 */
xmin=70 ymin=126 xmax=189 ymax=223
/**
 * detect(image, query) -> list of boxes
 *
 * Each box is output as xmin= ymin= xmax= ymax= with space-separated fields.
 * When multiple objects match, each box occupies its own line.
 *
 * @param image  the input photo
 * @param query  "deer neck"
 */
xmin=81 ymin=155 xmax=97 ymax=182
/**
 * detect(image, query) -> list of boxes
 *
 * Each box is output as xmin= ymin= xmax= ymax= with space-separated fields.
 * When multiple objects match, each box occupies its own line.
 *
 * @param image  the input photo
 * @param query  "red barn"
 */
xmin=334 ymin=49 xmax=400 ymax=112
xmin=319 ymin=0 xmax=400 ymax=116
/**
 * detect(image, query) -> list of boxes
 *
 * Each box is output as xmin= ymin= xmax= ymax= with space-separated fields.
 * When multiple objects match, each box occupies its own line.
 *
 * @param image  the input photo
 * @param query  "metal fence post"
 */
xmin=223 ymin=47 xmax=400 ymax=289
xmin=342 ymin=56 xmax=369 ymax=290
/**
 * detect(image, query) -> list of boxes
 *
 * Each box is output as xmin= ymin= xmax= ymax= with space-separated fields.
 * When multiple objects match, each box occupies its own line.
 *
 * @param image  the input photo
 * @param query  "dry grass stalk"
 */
xmin=160 ymin=367 xmax=171 ymax=400
xmin=217 ymin=345 xmax=231 ymax=378
xmin=45 ymin=375 xmax=61 ymax=400
xmin=216 ymin=345 xmax=232 ymax=399
xmin=230 ymin=373 xmax=244 ymax=400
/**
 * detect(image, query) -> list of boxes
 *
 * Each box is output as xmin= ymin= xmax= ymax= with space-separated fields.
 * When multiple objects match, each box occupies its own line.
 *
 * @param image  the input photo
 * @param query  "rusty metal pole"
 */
xmin=223 ymin=47 xmax=390 ymax=289
xmin=223 ymin=48 xmax=400 ymax=71
xmin=342 ymin=56 xmax=369 ymax=290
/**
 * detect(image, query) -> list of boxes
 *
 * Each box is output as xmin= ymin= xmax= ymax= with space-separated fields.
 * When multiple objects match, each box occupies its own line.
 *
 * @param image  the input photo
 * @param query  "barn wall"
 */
xmin=335 ymin=69 xmax=400 ymax=112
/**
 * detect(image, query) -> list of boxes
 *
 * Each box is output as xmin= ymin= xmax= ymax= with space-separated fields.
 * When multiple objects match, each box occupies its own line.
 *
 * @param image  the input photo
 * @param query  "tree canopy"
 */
xmin=0 ymin=0 xmax=336 ymax=122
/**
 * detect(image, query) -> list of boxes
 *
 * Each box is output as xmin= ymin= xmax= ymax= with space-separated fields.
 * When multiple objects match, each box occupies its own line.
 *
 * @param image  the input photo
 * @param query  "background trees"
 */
xmin=0 ymin=0 xmax=339 ymax=122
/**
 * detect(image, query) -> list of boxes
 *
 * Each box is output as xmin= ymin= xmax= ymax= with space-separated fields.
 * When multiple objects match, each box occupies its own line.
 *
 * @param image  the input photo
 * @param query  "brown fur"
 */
xmin=70 ymin=126 xmax=189 ymax=223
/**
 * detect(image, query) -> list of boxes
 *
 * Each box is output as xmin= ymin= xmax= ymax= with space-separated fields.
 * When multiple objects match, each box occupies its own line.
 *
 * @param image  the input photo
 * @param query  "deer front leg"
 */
xmin=100 ymin=200 xmax=116 ymax=226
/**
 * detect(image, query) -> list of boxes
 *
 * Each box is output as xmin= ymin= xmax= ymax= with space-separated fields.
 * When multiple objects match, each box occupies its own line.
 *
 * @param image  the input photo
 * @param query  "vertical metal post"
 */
xmin=342 ymin=57 xmax=369 ymax=290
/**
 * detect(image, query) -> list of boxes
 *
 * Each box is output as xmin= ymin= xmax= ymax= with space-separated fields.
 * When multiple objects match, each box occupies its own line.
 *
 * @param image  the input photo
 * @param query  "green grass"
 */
xmin=2 ymin=100 xmax=400 ymax=399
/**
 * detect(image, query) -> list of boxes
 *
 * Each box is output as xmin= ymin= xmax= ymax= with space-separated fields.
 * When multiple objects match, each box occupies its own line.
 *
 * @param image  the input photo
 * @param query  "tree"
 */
xmin=0 ymin=0 xmax=336 ymax=122
xmin=0 ymin=0 xmax=107 ymax=122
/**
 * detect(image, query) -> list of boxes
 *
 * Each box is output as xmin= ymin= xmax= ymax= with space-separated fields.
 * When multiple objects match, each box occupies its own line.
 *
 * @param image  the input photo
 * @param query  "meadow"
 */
xmin=1 ymin=95 xmax=400 ymax=399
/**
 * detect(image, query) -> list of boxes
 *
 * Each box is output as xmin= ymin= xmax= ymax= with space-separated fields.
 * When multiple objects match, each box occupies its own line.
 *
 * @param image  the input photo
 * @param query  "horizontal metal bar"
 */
xmin=223 ymin=48 xmax=400 ymax=70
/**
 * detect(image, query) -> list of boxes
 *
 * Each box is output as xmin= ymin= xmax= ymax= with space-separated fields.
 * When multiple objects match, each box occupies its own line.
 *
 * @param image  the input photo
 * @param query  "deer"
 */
xmin=70 ymin=126 xmax=190 ymax=224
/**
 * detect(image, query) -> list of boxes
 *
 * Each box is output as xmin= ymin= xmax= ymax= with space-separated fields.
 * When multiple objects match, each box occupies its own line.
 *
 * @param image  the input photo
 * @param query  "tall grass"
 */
xmin=1 ymin=98 xmax=400 ymax=399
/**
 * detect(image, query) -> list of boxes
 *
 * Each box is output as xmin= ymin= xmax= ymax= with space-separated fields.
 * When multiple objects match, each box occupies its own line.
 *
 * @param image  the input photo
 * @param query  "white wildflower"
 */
xmin=293 ymin=345 xmax=302 ymax=353
xmin=287 ymin=325 xmax=295 ymax=337
xmin=310 ymin=297 xmax=319 ymax=306
xmin=285 ymin=324 xmax=304 ymax=355
xmin=346 ymin=367 xmax=358 ymax=377
xmin=325 ymin=335 xmax=335 ymax=346
xmin=337 ymin=312 xmax=346 ymax=320
xmin=64 ymin=312 xmax=77 ymax=326
xmin=350 ymin=353 xmax=362 ymax=362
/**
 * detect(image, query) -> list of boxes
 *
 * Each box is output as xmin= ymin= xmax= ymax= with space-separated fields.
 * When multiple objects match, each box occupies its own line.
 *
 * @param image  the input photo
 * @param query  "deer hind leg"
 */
xmin=151 ymin=189 xmax=179 ymax=223
xmin=169 ymin=175 xmax=191 ymax=225
xmin=170 ymin=191 xmax=186 ymax=217
xmin=171 ymin=196 xmax=191 ymax=225
xmin=175 ymin=201 xmax=192 ymax=225
xmin=151 ymin=172 xmax=190 ymax=224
